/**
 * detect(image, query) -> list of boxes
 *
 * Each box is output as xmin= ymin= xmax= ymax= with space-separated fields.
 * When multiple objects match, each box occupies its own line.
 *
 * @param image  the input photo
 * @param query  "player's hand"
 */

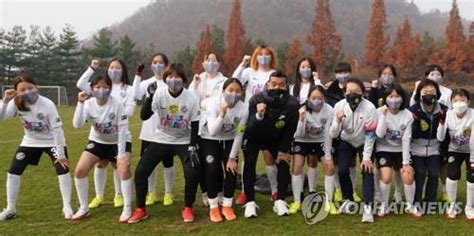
xmin=3 ymin=89 xmax=17 ymax=104
xmin=226 ymin=158 xmax=238 ymax=175
xmin=360 ymin=160 xmax=374 ymax=173
xmin=90 ymin=59 xmax=100 ymax=70
xmin=54 ymin=158 xmax=70 ymax=170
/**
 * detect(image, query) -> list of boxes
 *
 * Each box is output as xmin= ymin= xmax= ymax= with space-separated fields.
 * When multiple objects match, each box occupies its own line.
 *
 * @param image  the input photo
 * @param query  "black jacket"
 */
xmin=326 ymin=81 xmax=345 ymax=108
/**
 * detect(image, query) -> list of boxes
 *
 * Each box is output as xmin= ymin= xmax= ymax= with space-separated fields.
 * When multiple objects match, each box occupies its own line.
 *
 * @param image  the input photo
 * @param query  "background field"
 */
xmin=0 ymin=106 xmax=472 ymax=235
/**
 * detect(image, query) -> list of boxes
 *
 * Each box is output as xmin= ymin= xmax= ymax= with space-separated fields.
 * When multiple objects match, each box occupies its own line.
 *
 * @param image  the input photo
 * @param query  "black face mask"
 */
xmin=264 ymin=89 xmax=288 ymax=103
xmin=421 ymin=94 xmax=437 ymax=106
xmin=346 ymin=93 xmax=362 ymax=110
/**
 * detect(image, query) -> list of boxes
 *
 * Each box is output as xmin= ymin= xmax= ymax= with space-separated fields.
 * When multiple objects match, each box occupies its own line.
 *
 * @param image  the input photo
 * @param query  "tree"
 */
xmin=468 ymin=22 xmax=474 ymax=78
xmin=307 ymin=0 xmax=342 ymax=78
xmin=35 ymin=26 xmax=59 ymax=84
xmin=175 ymin=44 xmax=195 ymax=78
xmin=0 ymin=28 xmax=5 ymax=80
xmin=192 ymin=25 xmax=214 ymax=74
xmin=211 ymin=24 xmax=225 ymax=57
xmin=57 ymin=24 xmax=81 ymax=84
xmin=364 ymin=0 xmax=390 ymax=68
xmin=391 ymin=17 xmax=420 ymax=77
xmin=284 ymin=38 xmax=303 ymax=79
xmin=223 ymin=0 xmax=248 ymax=74
xmin=87 ymin=28 xmax=117 ymax=61
xmin=117 ymin=34 xmax=140 ymax=76
xmin=276 ymin=42 xmax=289 ymax=73
xmin=3 ymin=25 xmax=28 ymax=81
xmin=442 ymin=0 xmax=468 ymax=73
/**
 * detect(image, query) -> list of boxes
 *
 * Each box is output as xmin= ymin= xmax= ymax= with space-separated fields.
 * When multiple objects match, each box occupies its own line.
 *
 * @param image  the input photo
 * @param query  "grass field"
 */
xmin=0 ymin=106 xmax=473 ymax=235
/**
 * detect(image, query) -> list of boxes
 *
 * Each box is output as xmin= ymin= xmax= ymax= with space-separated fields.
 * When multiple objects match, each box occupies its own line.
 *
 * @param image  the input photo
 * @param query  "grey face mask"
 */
xmin=21 ymin=90 xmax=39 ymax=103
xmin=92 ymin=89 xmax=111 ymax=100
xmin=108 ymin=69 xmax=123 ymax=82
xmin=166 ymin=78 xmax=183 ymax=91
xmin=299 ymin=68 xmax=312 ymax=79
xmin=223 ymin=93 xmax=242 ymax=106
xmin=257 ymin=55 xmax=272 ymax=67
xmin=151 ymin=63 xmax=166 ymax=74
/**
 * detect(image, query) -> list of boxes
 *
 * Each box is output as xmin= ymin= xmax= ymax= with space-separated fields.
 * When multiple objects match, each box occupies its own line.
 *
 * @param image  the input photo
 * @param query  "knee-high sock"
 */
xmin=147 ymin=168 xmax=157 ymax=194
xmin=93 ymin=167 xmax=106 ymax=198
xmin=6 ymin=173 xmax=21 ymax=212
xmin=350 ymin=167 xmax=357 ymax=190
xmin=265 ymin=164 xmax=278 ymax=194
xmin=164 ymin=166 xmax=175 ymax=194
xmin=445 ymin=178 xmax=458 ymax=204
xmin=467 ymin=182 xmax=474 ymax=208
xmin=292 ymin=174 xmax=303 ymax=203
xmin=324 ymin=175 xmax=335 ymax=202
xmin=58 ymin=173 xmax=72 ymax=210
xmin=374 ymin=168 xmax=380 ymax=194
xmin=307 ymin=167 xmax=317 ymax=192
xmin=334 ymin=166 xmax=341 ymax=189
xmin=393 ymin=170 xmax=403 ymax=196
xmin=404 ymin=182 xmax=415 ymax=204
xmin=75 ymin=177 xmax=89 ymax=211
xmin=121 ymin=178 xmax=133 ymax=213
xmin=379 ymin=181 xmax=391 ymax=205
xmin=113 ymin=169 xmax=122 ymax=195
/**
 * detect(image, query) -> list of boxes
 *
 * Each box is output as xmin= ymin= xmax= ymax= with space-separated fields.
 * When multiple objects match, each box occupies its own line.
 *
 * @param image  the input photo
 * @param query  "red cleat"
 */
xmin=127 ymin=208 xmax=149 ymax=224
xmin=182 ymin=207 xmax=195 ymax=223
xmin=235 ymin=192 xmax=247 ymax=205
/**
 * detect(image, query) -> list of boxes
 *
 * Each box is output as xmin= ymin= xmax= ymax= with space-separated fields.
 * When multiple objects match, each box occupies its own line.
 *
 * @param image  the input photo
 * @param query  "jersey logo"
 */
xmin=448 ymin=156 xmax=455 ymax=163
xmin=420 ymin=120 xmax=429 ymax=132
xmin=37 ymin=113 xmax=45 ymax=120
xmin=94 ymin=122 xmax=118 ymax=134
xmin=379 ymin=158 xmax=387 ymax=166
xmin=16 ymin=152 xmax=26 ymax=161
xmin=108 ymin=113 xmax=116 ymax=120
xmin=86 ymin=142 xmax=95 ymax=149
xmin=275 ymin=120 xmax=285 ymax=129
xmin=121 ymin=115 xmax=127 ymax=120
xmin=320 ymin=118 xmax=327 ymax=124
xmin=23 ymin=121 xmax=49 ymax=133
xmin=168 ymin=104 xmax=179 ymax=115
xmin=206 ymin=155 xmax=215 ymax=164
xmin=120 ymin=91 xmax=127 ymax=98
xmin=55 ymin=117 xmax=61 ymax=123
xmin=181 ymin=105 xmax=188 ymax=113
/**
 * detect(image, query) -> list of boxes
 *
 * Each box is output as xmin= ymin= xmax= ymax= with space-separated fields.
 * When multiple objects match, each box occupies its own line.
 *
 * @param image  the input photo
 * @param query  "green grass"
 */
xmin=0 ymin=106 xmax=472 ymax=235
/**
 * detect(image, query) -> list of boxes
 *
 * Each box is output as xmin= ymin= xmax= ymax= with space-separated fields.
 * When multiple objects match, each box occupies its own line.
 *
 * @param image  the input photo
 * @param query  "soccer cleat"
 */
xmin=353 ymin=192 xmax=362 ymax=203
xmin=202 ymin=193 xmax=209 ymax=207
xmin=361 ymin=205 xmax=374 ymax=223
xmin=289 ymin=202 xmax=301 ymax=214
xmin=465 ymin=206 xmax=474 ymax=221
xmin=393 ymin=190 xmax=403 ymax=204
xmin=71 ymin=208 xmax=90 ymax=221
xmin=405 ymin=204 xmax=422 ymax=218
xmin=235 ymin=192 xmax=247 ymax=205
xmin=271 ymin=192 xmax=278 ymax=202
xmin=324 ymin=202 xmax=339 ymax=215
xmin=119 ymin=209 xmax=132 ymax=223
xmin=222 ymin=206 xmax=237 ymax=221
xmin=209 ymin=207 xmax=223 ymax=223
xmin=334 ymin=189 xmax=343 ymax=202
xmin=244 ymin=201 xmax=258 ymax=218
xmin=377 ymin=203 xmax=388 ymax=217
xmin=114 ymin=194 xmax=124 ymax=208
xmin=127 ymin=208 xmax=149 ymax=224
xmin=182 ymin=207 xmax=195 ymax=223
xmin=88 ymin=196 xmax=104 ymax=209
xmin=0 ymin=209 xmax=16 ymax=221
xmin=63 ymin=206 xmax=74 ymax=220
xmin=446 ymin=203 xmax=457 ymax=219
xmin=163 ymin=193 xmax=174 ymax=206
xmin=145 ymin=193 xmax=157 ymax=206
xmin=273 ymin=200 xmax=289 ymax=216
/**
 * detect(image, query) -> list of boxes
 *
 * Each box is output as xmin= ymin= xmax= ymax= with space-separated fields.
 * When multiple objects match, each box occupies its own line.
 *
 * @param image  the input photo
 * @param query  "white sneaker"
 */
xmin=0 ymin=209 xmax=16 ymax=221
xmin=119 ymin=209 xmax=132 ymax=223
xmin=71 ymin=208 xmax=90 ymax=221
xmin=244 ymin=201 xmax=258 ymax=218
xmin=361 ymin=205 xmax=374 ymax=223
xmin=405 ymin=203 xmax=422 ymax=218
xmin=338 ymin=200 xmax=356 ymax=214
xmin=63 ymin=206 xmax=74 ymax=220
xmin=446 ymin=203 xmax=457 ymax=219
xmin=393 ymin=190 xmax=403 ymax=203
xmin=273 ymin=200 xmax=289 ymax=216
xmin=465 ymin=206 xmax=474 ymax=220
xmin=377 ymin=203 xmax=388 ymax=217
xmin=202 ymin=193 xmax=209 ymax=207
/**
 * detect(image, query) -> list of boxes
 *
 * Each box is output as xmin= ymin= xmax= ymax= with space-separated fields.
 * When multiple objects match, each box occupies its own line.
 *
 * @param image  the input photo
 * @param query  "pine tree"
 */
xmin=211 ymin=25 xmax=225 ymax=57
xmin=468 ymin=22 xmax=474 ymax=78
xmin=192 ymin=25 xmax=214 ymax=74
xmin=57 ymin=24 xmax=81 ymax=84
xmin=0 ymin=28 xmax=5 ymax=79
xmin=87 ymin=28 xmax=117 ymax=61
xmin=223 ymin=0 xmax=248 ymax=74
xmin=443 ymin=0 xmax=468 ymax=73
xmin=175 ymin=44 xmax=195 ymax=78
xmin=3 ymin=25 xmax=28 ymax=81
xmin=36 ymin=26 xmax=59 ymax=84
xmin=392 ymin=17 xmax=420 ymax=77
xmin=364 ymin=0 xmax=390 ymax=68
xmin=284 ymin=38 xmax=303 ymax=79
xmin=117 ymin=34 xmax=140 ymax=76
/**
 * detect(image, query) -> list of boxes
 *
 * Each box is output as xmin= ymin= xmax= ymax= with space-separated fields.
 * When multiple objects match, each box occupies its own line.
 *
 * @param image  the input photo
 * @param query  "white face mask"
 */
xmin=452 ymin=101 xmax=468 ymax=114
xmin=427 ymin=74 xmax=442 ymax=83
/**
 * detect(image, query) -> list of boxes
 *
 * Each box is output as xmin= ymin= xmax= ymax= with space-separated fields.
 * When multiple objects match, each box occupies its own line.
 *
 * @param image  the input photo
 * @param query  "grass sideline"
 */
xmin=0 ymin=106 xmax=472 ymax=235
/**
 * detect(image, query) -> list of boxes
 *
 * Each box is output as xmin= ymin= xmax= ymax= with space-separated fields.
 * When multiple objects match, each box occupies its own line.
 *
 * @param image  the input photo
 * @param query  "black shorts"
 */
xmin=9 ymin=146 xmax=69 ymax=175
xmin=440 ymin=155 xmax=449 ymax=166
xmin=291 ymin=141 xmax=324 ymax=158
xmin=141 ymin=140 xmax=174 ymax=168
xmin=376 ymin=151 xmax=402 ymax=170
xmin=84 ymin=140 xmax=132 ymax=162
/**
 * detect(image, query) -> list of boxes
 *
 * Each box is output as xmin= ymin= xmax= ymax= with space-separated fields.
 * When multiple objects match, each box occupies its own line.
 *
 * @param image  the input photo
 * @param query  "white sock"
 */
xmin=164 ymin=166 xmax=175 ymax=194
xmin=334 ymin=166 xmax=341 ymax=189
xmin=147 ymin=168 xmax=157 ymax=194
xmin=292 ymin=174 xmax=303 ymax=203
xmin=75 ymin=177 xmax=89 ymax=211
xmin=445 ymin=178 xmax=458 ymax=204
xmin=93 ymin=167 xmax=106 ymax=198
xmin=223 ymin=197 xmax=233 ymax=207
xmin=404 ymin=183 xmax=415 ymax=204
xmin=374 ymin=168 xmax=380 ymax=194
xmin=121 ymin=178 xmax=133 ymax=212
xmin=467 ymin=182 xmax=474 ymax=208
xmin=209 ymin=197 xmax=219 ymax=209
xmin=113 ymin=169 xmax=122 ymax=196
xmin=307 ymin=167 xmax=317 ymax=192
xmin=379 ymin=181 xmax=391 ymax=205
xmin=350 ymin=166 xmax=357 ymax=190
xmin=6 ymin=173 xmax=20 ymax=212
xmin=265 ymin=164 xmax=278 ymax=194
xmin=324 ymin=175 xmax=335 ymax=201
xmin=393 ymin=170 xmax=403 ymax=195
xmin=58 ymin=173 xmax=72 ymax=209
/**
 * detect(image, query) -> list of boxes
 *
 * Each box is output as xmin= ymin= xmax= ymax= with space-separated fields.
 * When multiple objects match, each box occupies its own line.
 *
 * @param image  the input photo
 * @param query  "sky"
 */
xmin=0 ymin=0 xmax=473 ymax=40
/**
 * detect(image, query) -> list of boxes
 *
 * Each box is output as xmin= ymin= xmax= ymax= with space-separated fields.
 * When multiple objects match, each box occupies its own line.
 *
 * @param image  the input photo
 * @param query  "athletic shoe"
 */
xmin=334 ymin=189 xmax=343 ymax=202
xmin=353 ymin=192 xmax=362 ymax=203
xmin=63 ymin=206 xmax=74 ymax=220
xmin=377 ymin=203 xmax=388 ymax=217
xmin=127 ymin=208 xmax=149 ymax=224
xmin=393 ymin=190 xmax=403 ymax=204
xmin=289 ymin=202 xmax=301 ymax=214
xmin=405 ymin=204 xmax=422 ymax=218
xmin=0 ymin=209 xmax=16 ymax=221
xmin=361 ymin=205 xmax=374 ymax=223
xmin=446 ymin=203 xmax=457 ymax=219
xmin=339 ymin=200 xmax=356 ymax=214
xmin=88 ymin=196 xmax=104 ymax=209
xmin=244 ymin=201 xmax=258 ymax=218
xmin=182 ymin=207 xmax=195 ymax=223
xmin=114 ymin=194 xmax=124 ymax=208
xmin=163 ymin=193 xmax=174 ymax=206
xmin=222 ymin=206 xmax=237 ymax=221
xmin=326 ymin=202 xmax=339 ymax=215
xmin=465 ymin=206 xmax=474 ymax=221
xmin=145 ymin=193 xmax=157 ymax=206
xmin=119 ymin=209 xmax=132 ymax=223
xmin=202 ymin=193 xmax=209 ymax=207
xmin=273 ymin=200 xmax=289 ymax=216
xmin=209 ymin=207 xmax=223 ymax=223
xmin=235 ymin=192 xmax=247 ymax=205
xmin=271 ymin=192 xmax=278 ymax=202
xmin=71 ymin=208 xmax=90 ymax=221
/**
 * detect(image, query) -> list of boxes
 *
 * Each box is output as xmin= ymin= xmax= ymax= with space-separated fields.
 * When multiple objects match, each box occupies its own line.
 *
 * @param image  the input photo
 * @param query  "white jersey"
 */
xmin=375 ymin=108 xmax=414 ymax=164
xmin=409 ymin=81 xmax=452 ymax=108
xmin=189 ymin=72 xmax=227 ymax=102
xmin=200 ymin=96 xmax=249 ymax=141
xmin=289 ymin=82 xmax=319 ymax=104
xmin=232 ymin=65 xmax=275 ymax=103
xmin=132 ymin=76 xmax=167 ymax=142
xmin=151 ymin=87 xmax=200 ymax=145
xmin=0 ymin=96 xmax=65 ymax=148
xmin=437 ymin=108 xmax=474 ymax=154
xmin=329 ymin=98 xmax=378 ymax=160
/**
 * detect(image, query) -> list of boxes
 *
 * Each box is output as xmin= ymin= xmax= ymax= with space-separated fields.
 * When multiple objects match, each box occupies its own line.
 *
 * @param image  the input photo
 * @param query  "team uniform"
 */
xmin=0 ymin=96 xmax=72 ymax=220
xmin=409 ymin=81 xmax=453 ymax=109
xmin=437 ymin=108 xmax=474 ymax=219
xmin=72 ymin=96 xmax=132 ymax=221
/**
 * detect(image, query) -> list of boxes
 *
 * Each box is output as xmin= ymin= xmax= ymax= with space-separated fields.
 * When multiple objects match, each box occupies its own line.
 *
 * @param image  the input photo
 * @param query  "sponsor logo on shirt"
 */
xmin=251 ymin=84 xmax=264 ymax=95
xmin=161 ymin=115 xmax=190 ymax=129
xmin=384 ymin=129 xmax=402 ymax=142
xmin=451 ymin=128 xmax=471 ymax=146
xmin=94 ymin=122 xmax=118 ymax=134
xmin=23 ymin=121 xmax=50 ymax=133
